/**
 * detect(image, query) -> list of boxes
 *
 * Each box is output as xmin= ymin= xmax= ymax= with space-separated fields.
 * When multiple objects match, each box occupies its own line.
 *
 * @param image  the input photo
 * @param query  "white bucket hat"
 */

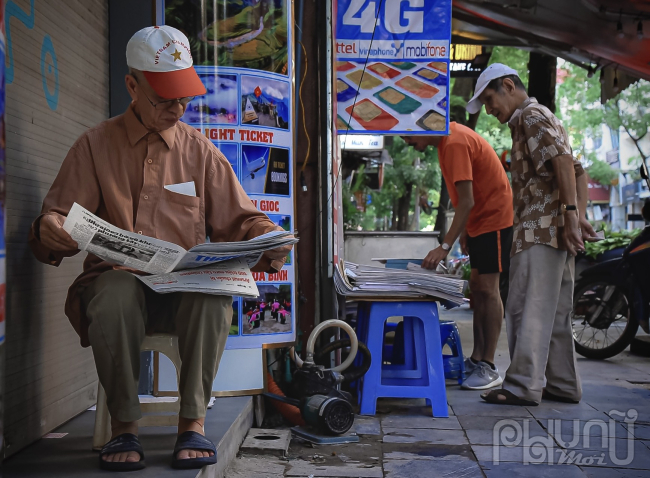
xmin=466 ymin=63 xmax=519 ymax=114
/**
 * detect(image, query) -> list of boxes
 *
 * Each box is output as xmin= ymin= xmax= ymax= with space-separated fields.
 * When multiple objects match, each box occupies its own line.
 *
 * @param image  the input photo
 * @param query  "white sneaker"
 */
xmin=461 ymin=361 xmax=503 ymax=390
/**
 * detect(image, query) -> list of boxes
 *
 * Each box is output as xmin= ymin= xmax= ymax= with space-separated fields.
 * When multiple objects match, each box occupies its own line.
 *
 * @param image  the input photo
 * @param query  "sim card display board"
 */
xmin=336 ymin=0 xmax=452 ymax=135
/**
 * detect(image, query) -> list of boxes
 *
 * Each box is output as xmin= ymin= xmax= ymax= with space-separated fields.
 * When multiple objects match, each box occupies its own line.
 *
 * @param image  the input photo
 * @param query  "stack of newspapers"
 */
xmin=63 ymin=203 xmax=298 ymax=297
xmin=334 ymin=261 xmax=468 ymax=306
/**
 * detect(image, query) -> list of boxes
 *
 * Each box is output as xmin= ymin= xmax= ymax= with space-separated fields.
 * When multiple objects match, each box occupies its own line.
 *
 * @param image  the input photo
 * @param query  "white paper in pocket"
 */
xmin=164 ymin=181 xmax=196 ymax=197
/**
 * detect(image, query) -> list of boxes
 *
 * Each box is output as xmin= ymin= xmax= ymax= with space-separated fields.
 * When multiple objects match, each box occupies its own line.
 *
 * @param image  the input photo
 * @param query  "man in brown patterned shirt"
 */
xmin=465 ymin=64 xmax=598 ymax=406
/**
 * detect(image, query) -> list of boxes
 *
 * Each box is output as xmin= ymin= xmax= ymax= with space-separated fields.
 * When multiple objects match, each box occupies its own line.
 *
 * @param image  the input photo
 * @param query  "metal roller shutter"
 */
xmin=4 ymin=0 xmax=108 ymax=456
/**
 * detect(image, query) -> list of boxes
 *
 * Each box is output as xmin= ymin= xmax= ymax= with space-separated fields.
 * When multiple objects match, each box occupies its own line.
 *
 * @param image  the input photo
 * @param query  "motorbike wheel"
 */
xmin=572 ymin=276 xmax=639 ymax=359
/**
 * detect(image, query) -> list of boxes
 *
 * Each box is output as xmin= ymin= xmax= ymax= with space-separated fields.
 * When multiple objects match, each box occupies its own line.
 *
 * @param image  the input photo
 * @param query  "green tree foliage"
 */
xmin=587 ymin=159 xmax=619 ymax=186
xmin=342 ymin=165 xmax=368 ymax=230
xmin=557 ymin=62 xmax=650 ymax=183
xmin=556 ymin=62 xmax=603 ymax=161
xmin=342 ymin=138 xmax=441 ymax=231
xmin=384 ymin=138 xmax=441 ymax=231
xmin=603 ymin=80 xmax=650 ymax=163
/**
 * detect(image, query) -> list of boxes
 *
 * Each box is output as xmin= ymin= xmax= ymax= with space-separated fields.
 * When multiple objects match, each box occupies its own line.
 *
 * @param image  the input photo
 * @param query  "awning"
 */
xmin=453 ymin=1 xmax=650 ymax=84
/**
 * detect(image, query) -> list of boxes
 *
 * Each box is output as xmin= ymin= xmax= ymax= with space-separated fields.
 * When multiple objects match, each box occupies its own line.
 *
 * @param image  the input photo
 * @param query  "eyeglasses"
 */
xmin=134 ymin=76 xmax=194 ymax=109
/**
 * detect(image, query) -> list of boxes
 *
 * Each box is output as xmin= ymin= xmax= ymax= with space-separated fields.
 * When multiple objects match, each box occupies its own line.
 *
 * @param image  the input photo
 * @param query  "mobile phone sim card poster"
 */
xmin=165 ymin=0 xmax=295 ymax=349
xmin=335 ymin=0 xmax=451 ymax=135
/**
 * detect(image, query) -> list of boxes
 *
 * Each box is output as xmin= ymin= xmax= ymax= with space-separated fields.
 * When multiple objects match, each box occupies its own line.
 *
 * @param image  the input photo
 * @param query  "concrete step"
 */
xmin=3 ymin=396 xmax=254 ymax=478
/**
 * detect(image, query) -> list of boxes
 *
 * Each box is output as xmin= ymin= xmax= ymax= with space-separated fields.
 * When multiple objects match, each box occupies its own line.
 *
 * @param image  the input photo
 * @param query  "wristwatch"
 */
xmin=441 ymin=242 xmax=451 ymax=251
xmin=561 ymin=204 xmax=577 ymax=214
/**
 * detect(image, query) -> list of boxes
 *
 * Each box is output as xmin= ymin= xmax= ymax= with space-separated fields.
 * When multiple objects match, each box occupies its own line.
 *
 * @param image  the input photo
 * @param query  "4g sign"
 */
xmin=342 ymin=0 xmax=425 ymax=34
xmin=336 ymin=0 xmax=451 ymax=60
xmin=335 ymin=0 xmax=451 ymax=135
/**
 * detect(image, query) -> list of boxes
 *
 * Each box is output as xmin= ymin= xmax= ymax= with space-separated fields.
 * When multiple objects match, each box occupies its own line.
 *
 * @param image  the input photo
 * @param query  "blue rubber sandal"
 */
xmin=99 ymin=433 xmax=146 ymax=472
xmin=171 ymin=431 xmax=217 ymax=469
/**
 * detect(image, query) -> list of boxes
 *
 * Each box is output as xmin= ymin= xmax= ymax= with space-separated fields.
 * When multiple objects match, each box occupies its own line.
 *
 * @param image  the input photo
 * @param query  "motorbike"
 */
xmin=572 ymin=164 xmax=650 ymax=359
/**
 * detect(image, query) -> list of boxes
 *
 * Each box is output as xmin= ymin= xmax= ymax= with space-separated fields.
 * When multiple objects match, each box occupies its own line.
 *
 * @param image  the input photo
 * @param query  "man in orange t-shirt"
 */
xmin=403 ymin=122 xmax=513 ymax=390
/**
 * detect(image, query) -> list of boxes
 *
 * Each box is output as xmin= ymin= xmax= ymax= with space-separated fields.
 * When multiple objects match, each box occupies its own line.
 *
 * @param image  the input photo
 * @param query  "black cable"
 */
xmin=321 ymin=0 xmax=386 ymax=219
xmin=267 ymin=348 xmax=289 ymax=369
xmin=263 ymin=392 xmax=301 ymax=407
xmin=314 ymin=338 xmax=372 ymax=383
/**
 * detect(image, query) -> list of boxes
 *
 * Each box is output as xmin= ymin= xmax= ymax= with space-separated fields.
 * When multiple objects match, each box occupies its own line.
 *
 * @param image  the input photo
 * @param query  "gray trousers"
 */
xmin=503 ymin=245 xmax=582 ymax=403
xmin=82 ymin=270 xmax=232 ymax=423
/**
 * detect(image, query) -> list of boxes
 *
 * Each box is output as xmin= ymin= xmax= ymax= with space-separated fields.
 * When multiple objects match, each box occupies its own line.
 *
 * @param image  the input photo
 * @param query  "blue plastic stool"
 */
xmin=440 ymin=321 xmax=465 ymax=384
xmin=353 ymin=305 xmax=425 ymax=402
xmin=357 ymin=301 xmax=448 ymax=417
xmin=382 ymin=321 xmax=399 ymax=362
xmin=354 ymin=303 xmax=436 ymax=403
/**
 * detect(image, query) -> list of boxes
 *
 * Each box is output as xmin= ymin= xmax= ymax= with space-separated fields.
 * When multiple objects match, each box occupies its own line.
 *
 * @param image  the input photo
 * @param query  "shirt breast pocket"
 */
xmin=160 ymin=188 xmax=204 ymax=247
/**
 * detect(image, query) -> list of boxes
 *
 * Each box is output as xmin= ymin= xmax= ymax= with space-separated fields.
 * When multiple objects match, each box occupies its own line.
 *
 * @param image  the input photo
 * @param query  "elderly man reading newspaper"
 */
xmin=28 ymin=26 xmax=293 ymax=472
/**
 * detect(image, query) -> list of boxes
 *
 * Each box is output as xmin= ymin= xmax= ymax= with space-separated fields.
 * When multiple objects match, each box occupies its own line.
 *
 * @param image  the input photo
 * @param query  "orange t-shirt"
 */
xmin=438 ymin=122 xmax=513 ymax=238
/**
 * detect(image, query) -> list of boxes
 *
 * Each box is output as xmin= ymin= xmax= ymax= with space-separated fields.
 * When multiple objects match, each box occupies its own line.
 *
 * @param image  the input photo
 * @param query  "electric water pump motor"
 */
xmin=301 ymin=392 xmax=355 ymax=435
xmin=288 ymin=319 xmax=369 ymax=435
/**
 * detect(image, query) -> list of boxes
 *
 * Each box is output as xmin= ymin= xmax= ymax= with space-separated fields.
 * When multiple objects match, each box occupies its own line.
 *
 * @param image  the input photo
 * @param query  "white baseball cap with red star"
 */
xmin=126 ymin=25 xmax=206 ymax=99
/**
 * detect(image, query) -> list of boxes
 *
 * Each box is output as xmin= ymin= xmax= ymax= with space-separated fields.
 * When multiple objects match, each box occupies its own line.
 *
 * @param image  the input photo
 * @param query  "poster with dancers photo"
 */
xmin=242 ymin=284 xmax=292 ymax=335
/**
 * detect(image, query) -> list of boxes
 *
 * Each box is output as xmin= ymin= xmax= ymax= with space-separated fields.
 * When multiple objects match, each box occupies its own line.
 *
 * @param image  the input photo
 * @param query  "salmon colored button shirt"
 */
xmin=29 ymin=106 xmax=284 ymax=347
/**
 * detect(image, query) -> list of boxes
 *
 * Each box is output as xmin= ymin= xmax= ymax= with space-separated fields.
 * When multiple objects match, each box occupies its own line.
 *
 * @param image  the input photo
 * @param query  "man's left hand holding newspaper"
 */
xmin=261 ymin=238 xmax=294 ymax=262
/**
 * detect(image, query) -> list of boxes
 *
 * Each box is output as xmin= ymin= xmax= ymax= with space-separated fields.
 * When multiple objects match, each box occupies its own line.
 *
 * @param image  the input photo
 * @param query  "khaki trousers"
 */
xmin=503 ymin=245 xmax=582 ymax=403
xmin=82 ymin=270 xmax=232 ymax=423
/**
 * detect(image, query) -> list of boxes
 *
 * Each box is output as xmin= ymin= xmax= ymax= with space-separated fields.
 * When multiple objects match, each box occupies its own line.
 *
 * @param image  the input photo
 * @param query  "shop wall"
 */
xmin=296 ymin=0 xmax=325 ymax=341
xmin=4 ymin=0 xmax=108 ymax=456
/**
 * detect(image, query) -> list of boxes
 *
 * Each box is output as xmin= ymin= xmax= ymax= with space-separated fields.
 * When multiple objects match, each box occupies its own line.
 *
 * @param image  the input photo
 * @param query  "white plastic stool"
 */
xmin=92 ymin=334 xmax=182 ymax=450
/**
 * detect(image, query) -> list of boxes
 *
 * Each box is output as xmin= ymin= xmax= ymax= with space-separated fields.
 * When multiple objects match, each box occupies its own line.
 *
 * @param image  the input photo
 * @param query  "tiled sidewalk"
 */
xmin=227 ymin=306 xmax=650 ymax=477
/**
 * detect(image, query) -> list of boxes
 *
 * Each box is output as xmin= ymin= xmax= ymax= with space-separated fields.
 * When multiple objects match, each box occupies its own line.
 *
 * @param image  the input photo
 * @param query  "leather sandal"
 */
xmin=542 ymin=388 xmax=580 ymax=404
xmin=481 ymin=388 xmax=538 ymax=406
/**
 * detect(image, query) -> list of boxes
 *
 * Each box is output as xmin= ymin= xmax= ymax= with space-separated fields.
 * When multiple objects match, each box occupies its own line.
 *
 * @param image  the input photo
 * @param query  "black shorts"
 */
xmin=467 ymin=226 xmax=513 ymax=275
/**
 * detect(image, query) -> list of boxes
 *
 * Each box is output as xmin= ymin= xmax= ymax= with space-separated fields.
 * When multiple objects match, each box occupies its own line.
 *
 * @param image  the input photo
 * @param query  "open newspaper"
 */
xmin=62 ymin=203 xmax=297 ymax=296
xmin=136 ymin=258 xmax=259 ymax=297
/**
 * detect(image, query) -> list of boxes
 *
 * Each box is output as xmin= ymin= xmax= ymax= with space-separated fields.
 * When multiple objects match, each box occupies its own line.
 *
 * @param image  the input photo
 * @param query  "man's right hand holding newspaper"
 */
xmin=38 ymin=212 xmax=79 ymax=252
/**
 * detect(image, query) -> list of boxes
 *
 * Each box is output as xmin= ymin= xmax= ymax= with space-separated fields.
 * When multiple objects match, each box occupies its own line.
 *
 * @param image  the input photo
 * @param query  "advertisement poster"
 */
xmin=335 ymin=0 xmax=452 ymax=135
xmin=165 ymin=0 xmax=294 ymax=349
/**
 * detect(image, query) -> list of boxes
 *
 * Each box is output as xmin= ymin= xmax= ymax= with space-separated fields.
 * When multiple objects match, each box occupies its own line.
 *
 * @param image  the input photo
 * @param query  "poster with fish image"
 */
xmin=165 ymin=0 xmax=295 ymax=351
xmin=335 ymin=0 xmax=452 ymax=135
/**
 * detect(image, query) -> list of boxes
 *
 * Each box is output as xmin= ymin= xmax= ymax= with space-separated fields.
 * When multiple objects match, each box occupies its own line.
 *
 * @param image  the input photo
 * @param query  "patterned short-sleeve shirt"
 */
xmin=507 ymin=98 xmax=584 ymax=256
